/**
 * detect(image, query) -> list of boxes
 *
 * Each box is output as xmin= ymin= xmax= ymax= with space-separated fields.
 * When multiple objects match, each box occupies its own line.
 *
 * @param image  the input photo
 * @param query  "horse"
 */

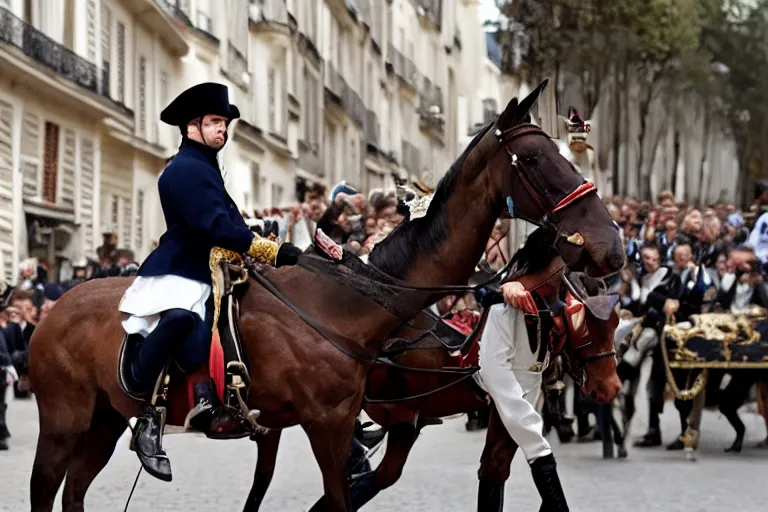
xmin=240 ymin=227 xmax=622 ymax=511
xmin=28 ymin=81 xmax=624 ymax=512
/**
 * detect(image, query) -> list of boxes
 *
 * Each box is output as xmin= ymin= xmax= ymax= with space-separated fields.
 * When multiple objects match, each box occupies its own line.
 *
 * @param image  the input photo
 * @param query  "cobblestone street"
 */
xmin=1 ymin=380 xmax=767 ymax=512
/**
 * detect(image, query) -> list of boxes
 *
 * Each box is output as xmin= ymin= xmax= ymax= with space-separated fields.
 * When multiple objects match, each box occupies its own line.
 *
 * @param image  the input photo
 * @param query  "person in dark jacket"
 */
xmin=118 ymin=83 xmax=298 ymax=482
xmin=0 ymin=322 xmax=15 ymax=450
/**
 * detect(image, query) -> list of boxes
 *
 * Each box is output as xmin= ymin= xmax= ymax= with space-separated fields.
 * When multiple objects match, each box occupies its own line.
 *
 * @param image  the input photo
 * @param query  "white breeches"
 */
xmin=475 ymin=305 xmax=552 ymax=462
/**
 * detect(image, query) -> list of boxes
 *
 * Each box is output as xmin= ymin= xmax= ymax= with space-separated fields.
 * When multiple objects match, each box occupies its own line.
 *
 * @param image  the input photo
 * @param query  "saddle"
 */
xmin=117 ymin=247 xmax=260 ymax=432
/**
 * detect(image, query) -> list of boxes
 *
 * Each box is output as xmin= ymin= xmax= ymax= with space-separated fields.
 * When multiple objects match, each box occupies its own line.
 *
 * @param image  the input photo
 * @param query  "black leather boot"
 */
xmin=131 ymin=405 xmax=172 ymax=482
xmin=185 ymin=382 xmax=252 ymax=440
xmin=530 ymin=454 xmax=569 ymax=512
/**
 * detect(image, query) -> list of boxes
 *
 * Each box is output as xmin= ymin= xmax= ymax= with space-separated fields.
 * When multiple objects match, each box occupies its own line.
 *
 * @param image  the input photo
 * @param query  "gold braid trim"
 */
xmin=247 ymin=235 xmax=279 ymax=266
xmin=661 ymin=314 xmax=708 ymax=401
xmin=209 ymin=247 xmax=243 ymax=332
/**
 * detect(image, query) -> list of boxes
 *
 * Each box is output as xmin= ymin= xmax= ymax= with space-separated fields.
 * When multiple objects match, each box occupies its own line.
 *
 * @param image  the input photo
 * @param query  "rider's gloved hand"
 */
xmin=501 ymin=281 xmax=537 ymax=314
xmin=247 ymin=233 xmax=279 ymax=265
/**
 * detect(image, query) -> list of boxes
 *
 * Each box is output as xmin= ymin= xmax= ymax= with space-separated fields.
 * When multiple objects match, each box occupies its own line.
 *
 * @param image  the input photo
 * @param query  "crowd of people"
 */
xmin=4 ymin=178 xmax=768 ymax=452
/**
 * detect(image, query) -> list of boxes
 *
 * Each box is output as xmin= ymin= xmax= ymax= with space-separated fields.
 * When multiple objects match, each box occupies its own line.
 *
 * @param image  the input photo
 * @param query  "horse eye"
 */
xmin=525 ymin=155 xmax=539 ymax=164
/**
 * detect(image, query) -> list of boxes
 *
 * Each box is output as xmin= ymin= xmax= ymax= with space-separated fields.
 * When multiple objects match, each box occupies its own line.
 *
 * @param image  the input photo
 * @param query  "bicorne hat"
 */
xmin=160 ymin=82 xmax=241 ymax=126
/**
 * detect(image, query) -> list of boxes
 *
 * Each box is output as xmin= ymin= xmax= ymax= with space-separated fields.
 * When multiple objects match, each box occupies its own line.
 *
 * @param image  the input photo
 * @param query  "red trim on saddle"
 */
xmin=551 ymin=181 xmax=597 ymax=214
xmin=441 ymin=312 xmax=479 ymax=368
xmin=209 ymin=330 xmax=225 ymax=402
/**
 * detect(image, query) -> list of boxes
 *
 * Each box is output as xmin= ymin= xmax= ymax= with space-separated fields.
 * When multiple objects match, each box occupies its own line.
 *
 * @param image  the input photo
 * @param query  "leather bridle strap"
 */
xmin=496 ymin=123 xmax=599 ymax=222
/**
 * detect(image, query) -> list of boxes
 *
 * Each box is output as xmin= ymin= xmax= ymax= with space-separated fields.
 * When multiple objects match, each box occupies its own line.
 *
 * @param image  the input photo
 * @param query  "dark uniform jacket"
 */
xmin=137 ymin=139 xmax=254 ymax=285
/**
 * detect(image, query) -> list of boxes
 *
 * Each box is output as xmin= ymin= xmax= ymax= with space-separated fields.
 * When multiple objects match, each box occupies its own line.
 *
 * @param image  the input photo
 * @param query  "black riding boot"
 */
xmin=185 ymin=382 xmax=252 ymax=440
xmin=131 ymin=405 xmax=172 ymax=482
xmin=530 ymin=454 xmax=569 ymax=512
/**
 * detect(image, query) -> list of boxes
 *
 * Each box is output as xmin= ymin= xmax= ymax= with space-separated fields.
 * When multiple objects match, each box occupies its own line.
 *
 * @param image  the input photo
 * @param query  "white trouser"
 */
xmin=475 ymin=305 xmax=552 ymax=462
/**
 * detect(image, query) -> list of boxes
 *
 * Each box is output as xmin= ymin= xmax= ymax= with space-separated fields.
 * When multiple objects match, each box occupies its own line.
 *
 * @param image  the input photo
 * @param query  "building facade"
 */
xmin=0 ymin=0 xmax=503 ymax=285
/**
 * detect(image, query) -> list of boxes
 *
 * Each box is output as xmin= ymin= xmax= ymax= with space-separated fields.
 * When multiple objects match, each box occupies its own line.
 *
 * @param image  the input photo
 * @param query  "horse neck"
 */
xmin=402 ymin=176 xmax=499 ymax=304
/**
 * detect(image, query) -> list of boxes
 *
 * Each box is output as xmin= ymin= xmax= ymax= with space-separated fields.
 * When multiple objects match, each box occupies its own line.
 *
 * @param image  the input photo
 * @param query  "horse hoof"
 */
xmin=618 ymin=447 xmax=628 ymax=459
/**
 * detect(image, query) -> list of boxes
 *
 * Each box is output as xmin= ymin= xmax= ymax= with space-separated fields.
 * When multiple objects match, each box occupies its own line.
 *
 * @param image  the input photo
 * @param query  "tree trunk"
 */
xmin=671 ymin=130 xmax=680 ymax=199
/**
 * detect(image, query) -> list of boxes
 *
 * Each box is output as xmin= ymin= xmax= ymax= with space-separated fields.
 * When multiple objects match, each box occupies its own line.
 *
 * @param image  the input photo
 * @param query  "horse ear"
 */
xmin=496 ymin=80 xmax=548 ymax=131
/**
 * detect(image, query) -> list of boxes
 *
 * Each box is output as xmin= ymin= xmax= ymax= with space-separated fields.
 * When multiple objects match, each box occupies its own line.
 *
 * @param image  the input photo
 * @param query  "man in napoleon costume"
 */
xmin=119 ymin=83 xmax=293 ymax=481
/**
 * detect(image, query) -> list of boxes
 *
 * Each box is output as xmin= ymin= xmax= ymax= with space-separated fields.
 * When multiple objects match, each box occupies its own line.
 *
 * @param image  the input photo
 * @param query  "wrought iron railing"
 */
xmin=0 ymin=7 xmax=130 ymax=107
xmin=364 ymin=108 xmax=380 ymax=148
xmin=411 ymin=0 xmax=443 ymax=27
xmin=386 ymin=43 xmax=419 ymax=87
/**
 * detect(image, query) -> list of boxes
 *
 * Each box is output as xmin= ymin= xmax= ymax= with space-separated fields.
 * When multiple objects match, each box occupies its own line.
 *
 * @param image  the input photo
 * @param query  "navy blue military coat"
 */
xmin=138 ymin=139 xmax=254 ymax=285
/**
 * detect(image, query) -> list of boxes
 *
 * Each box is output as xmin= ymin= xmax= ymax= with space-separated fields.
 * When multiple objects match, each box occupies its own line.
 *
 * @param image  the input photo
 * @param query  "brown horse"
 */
xmin=28 ymin=82 xmax=623 ymax=512
xmin=240 ymin=229 xmax=622 ymax=512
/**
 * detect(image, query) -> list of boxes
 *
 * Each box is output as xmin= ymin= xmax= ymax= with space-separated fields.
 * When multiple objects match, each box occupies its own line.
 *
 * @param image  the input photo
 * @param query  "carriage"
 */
xmin=660 ymin=308 xmax=768 ymax=459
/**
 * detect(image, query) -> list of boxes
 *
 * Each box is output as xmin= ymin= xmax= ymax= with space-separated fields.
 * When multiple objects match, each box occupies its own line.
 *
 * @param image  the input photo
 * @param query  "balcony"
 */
xmin=324 ymin=63 xmax=365 ymax=128
xmin=115 ymin=1 xmax=188 ymax=55
xmin=154 ymin=0 xmax=217 ymax=46
xmin=324 ymin=62 xmax=345 ymax=105
xmin=401 ymin=140 xmax=421 ymax=177
xmin=412 ymin=0 xmax=443 ymax=28
xmin=343 ymin=87 xmax=365 ymax=129
xmin=386 ymin=43 xmax=419 ymax=91
xmin=298 ymin=139 xmax=324 ymax=178
xmin=0 ymin=7 xmax=131 ymax=118
xmin=364 ymin=108 xmax=380 ymax=149
xmin=419 ymin=77 xmax=445 ymax=138
xmin=249 ymin=0 xmax=290 ymax=36
xmin=225 ymin=43 xmax=249 ymax=89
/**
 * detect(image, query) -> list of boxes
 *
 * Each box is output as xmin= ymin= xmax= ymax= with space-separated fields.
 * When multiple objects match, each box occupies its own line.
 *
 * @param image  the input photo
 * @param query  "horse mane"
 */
xmin=368 ymin=121 xmax=494 ymax=279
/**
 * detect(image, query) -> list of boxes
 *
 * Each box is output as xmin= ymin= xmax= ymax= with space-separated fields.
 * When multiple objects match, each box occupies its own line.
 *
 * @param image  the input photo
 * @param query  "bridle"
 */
xmin=496 ymin=123 xmax=597 ymax=233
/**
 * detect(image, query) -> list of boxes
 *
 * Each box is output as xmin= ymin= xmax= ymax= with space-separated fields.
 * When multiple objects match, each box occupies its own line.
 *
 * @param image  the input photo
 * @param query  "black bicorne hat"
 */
xmin=160 ymin=82 xmax=241 ymax=126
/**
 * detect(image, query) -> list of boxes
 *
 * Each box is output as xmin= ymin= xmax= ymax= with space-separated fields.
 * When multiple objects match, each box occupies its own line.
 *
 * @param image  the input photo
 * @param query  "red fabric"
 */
xmin=440 ymin=312 xmax=478 ymax=369
xmin=209 ymin=330 xmax=225 ymax=402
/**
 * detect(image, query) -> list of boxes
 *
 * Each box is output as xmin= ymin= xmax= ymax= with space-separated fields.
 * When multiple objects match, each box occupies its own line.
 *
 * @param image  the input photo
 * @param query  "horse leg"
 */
xmin=61 ymin=403 xmax=128 ymax=511
xmin=721 ymin=374 xmax=752 ymax=453
xmin=305 ymin=414 xmax=358 ymax=512
xmin=242 ymin=429 xmax=283 ymax=512
xmin=30 ymin=387 xmax=97 ymax=512
xmin=349 ymin=422 xmax=418 ymax=510
xmin=477 ymin=406 xmax=519 ymax=512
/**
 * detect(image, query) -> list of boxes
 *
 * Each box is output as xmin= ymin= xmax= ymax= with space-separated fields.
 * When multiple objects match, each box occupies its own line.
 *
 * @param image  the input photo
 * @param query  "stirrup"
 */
xmin=226 ymin=361 xmax=267 ymax=435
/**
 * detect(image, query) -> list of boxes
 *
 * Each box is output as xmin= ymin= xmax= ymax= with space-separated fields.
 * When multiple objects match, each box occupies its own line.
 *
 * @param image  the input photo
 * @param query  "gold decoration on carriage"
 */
xmin=663 ymin=310 xmax=768 ymax=369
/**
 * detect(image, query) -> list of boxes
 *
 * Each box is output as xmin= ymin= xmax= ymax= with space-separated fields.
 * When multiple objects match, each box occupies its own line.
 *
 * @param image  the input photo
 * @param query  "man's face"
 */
xmin=641 ymin=248 xmax=661 ymax=273
xmin=673 ymin=244 xmax=692 ymax=271
xmin=665 ymin=221 xmax=677 ymax=239
xmin=190 ymin=114 xmax=228 ymax=149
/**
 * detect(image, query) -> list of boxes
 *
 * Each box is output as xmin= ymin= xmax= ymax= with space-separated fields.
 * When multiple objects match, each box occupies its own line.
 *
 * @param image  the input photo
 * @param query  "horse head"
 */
xmin=559 ymin=272 xmax=622 ymax=403
xmin=470 ymin=81 xmax=623 ymax=277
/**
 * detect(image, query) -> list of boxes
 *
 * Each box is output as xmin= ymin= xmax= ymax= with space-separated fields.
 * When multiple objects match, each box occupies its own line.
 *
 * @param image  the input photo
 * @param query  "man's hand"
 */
xmin=501 ymin=281 xmax=537 ymax=313
xmin=663 ymin=299 xmax=680 ymax=316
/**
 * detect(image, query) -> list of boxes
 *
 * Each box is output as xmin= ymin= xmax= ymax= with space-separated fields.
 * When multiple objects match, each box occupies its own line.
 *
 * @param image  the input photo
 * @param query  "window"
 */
xmin=135 ymin=190 xmax=144 ymax=250
xmin=42 ymin=122 xmax=59 ymax=204
xmin=197 ymin=0 xmax=212 ymax=32
xmin=268 ymin=67 xmax=276 ymax=132
xmin=271 ymin=183 xmax=283 ymax=206
xmin=110 ymin=194 xmax=119 ymax=231
xmin=116 ymin=21 xmax=125 ymax=103
xmin=159 ymin=70 xmax=169 ymax=108
xmin=250 ymin=162 xmax=260 ymax=210
xmin=138 ymin=56 xmax=147 ymax=138
xmin=101 ymin=5 xmax=111 ymax=93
